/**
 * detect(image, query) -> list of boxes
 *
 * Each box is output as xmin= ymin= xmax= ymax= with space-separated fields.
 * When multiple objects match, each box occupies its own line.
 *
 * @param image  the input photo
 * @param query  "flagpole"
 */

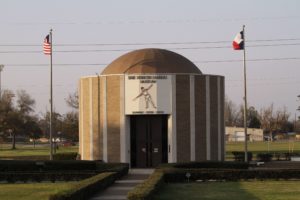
xmin=243 ymin=25 xmax=248 ymax=162
xmin=49 ymin=29 xmax=53 ymax=160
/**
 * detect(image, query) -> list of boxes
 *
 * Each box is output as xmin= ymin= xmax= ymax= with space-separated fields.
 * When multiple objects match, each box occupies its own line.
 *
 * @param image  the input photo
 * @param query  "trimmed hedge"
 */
xmin=160 ymin=161 xmax=249 ymax=169
xmin=126 ymin=161 xmax=300 ymax=200
xmin=0 ymin=160 xmax=98 ymax=172
xmin=0 ymin=152 xmax=78 ymax=161
xmin=49 ymin=172 xmax=117 ymax=200
xmin=232 ymin=151 xmax=253 ymax=162
xmin=0 ymin=172 xmax=95 ymax=183
xmin=257 ymin=153 xmax=273 ymax=162
xmin=127 ymin=171 xmax=165 ymax=200
xmin=162 ymin=168 xmax=300 ymax=182
xmin=53 ymin=152 xmax=78 ymax=160
xmin=0 ymin=161 xmax=129 ymax=183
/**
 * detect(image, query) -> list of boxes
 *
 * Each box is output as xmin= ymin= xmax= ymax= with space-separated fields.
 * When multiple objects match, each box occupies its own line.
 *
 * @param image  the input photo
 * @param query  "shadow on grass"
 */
xmin=153 ymin=182 xmax=260 ymax=200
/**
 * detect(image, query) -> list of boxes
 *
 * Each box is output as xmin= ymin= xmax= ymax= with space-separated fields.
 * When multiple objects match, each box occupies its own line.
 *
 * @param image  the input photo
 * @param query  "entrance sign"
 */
xmin=125 ymin=74 xmax=172 ymax=115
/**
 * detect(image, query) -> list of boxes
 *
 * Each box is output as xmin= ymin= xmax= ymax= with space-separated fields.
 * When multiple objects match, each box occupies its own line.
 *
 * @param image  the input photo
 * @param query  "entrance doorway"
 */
xmin=130 ymin=115 xmax=168 ymax=168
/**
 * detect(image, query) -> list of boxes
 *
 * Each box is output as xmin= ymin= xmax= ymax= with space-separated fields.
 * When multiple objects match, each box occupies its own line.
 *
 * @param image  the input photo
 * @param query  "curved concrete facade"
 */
xmin=79 ymin=49 xmax=225 ymax=166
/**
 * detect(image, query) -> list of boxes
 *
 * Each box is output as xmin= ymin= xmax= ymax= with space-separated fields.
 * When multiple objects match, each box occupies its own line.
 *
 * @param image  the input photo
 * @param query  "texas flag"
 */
xmin=232 ymin=31 xmax=244 ymax=50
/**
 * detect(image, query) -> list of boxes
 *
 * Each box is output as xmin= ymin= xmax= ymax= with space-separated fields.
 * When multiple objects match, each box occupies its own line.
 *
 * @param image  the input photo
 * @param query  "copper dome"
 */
xmin=101 ymin=48 xmax=202 ymax=75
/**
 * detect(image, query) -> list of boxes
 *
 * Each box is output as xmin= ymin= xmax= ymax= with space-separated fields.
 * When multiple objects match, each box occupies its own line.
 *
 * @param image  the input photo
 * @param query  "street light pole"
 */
xmin=0 ymin=65 xmax=4 ymax=99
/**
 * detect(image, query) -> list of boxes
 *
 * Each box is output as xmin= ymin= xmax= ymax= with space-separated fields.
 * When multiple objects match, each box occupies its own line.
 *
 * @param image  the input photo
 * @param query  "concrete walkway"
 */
xmin=89 ymin=169 xmax=154 ymax=200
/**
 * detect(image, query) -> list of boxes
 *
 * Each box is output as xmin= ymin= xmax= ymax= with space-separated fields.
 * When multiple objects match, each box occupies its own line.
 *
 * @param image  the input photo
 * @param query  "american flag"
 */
xmin=43 ymin=34 xmax=51 ymax=55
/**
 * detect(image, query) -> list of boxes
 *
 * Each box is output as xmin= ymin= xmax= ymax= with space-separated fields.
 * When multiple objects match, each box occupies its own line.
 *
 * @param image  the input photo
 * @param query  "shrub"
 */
xmin=0 ymin=161 xmax=129 ymax=183
xmin=0 ymin=155 xmax=50 ymax=160
xmin=49 ymin=172 xmax=117 ymax=200
xmin=1 ymin=152 xmax=77 ymax=161
xmin=256 ymin=153 xmax=273 ymax=162
xmin=96 ymin=163 xmax=128 ymax=172
xmin=283 ymin=152 xmax=300 ymax=161
xmin=0 ymin=160 xmax=98 ymax=172
xmin=161 ymin=161 xmax=249 ymax=169
xmin=0 ymin=172 xmax=96 ymax=183
xmin=274 ymin=153 xmax=281 ymax=161
xmin=42 ymin=160 xmax=98 ymax=171
xmin=53 ymin=152 xmax=78 ymax=160
xmin=162 ymin=168 xmax=300 ymax=182
xmin=127 ymin=171 xmax=164 ymax=200
xmin=232 ymin=151 xmax=252 ymax=162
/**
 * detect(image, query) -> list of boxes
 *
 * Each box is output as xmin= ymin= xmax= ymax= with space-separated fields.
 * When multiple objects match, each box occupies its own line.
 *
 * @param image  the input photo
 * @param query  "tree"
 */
xmin=24 ymin=116 xmax=42 ymax=147
xmin=0 ymin=90 xmax=38 ymax=149
xmin=65 ymin=91 xmax=79 ymax=110
xmin=274 ymin=107 xmax=290 ymax=132
xmin=39 ymin=111 xmax=62 ymax=139
xmin=5 ymin=111 xmax=23 ymax=149
xmin=61 ymin=111 xmax=79 ymax=141
xmin=63 ymin=91 xmax=79 ymax=141
xmin=16 ymin=90 xmax=35 ymax=114
xmin=247 ymin=106 xmax=261 ymax=128
xmin=225 ymin=97 xmax=261 ymax=128
xmin=260 ymin=104 xmax=291 ymax=140
xmin=0 ymin=90 xmax=15 ymax=133
xmin=224 ymin=97 xmax=241 ymax=127
xmin=0 ymin=90 xmax=19 ymax=149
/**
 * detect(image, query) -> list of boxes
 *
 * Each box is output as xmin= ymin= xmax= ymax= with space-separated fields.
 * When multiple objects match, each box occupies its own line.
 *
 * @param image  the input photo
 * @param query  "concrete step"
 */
xmin=113 ymin=182 xmax=140 ymax=187
xmin=115 ymin=179 xmax=144 ymax=184
xmin=129 ymin=168 xmax=154 ymax=175
xmin=122 ymin=174 xmax=150 ymax=180
xmin=90 ymin=195 xmax=127 ymax=200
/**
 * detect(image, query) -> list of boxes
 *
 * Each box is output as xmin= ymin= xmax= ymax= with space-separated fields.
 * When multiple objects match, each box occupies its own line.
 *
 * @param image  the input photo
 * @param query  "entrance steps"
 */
xmin=89 ymin=169 xmax=154 ymax=200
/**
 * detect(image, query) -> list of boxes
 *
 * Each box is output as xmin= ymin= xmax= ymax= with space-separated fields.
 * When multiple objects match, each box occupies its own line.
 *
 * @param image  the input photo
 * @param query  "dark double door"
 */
xmin=130 ymin=115 xmax=168 ymax=168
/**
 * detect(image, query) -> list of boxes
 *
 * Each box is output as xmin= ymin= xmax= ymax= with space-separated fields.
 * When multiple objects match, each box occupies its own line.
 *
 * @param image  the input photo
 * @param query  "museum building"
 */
xmin=79 ymin=48 xmax=225 ymax=168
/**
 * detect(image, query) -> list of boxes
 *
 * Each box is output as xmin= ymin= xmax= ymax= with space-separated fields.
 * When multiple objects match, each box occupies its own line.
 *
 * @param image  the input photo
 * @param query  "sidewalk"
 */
xmin=89 ymin=169 xmax=154 ymax=200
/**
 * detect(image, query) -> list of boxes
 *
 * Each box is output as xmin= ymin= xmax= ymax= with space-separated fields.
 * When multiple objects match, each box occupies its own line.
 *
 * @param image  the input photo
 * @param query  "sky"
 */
xmin=1 ymin=0 xmax=300 ymax=118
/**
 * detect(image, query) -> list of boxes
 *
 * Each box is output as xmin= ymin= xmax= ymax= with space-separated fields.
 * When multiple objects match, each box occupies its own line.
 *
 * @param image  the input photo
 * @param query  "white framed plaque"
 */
xmin=125 ymin=74 xmax=172 ymax=115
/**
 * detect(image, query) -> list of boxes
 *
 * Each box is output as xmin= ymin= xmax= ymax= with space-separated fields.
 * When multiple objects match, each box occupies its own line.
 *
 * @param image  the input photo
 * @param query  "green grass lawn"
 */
xmin=226 ymin=141 xmax=300 ymax=152
xmin=153 ymin=181 xmax=300 ymax=200
xmin=1 ymin=141 xmax=300 ymax=160
xmin=226 ymin=141 xmax=300 ymax=160
xmin=0 ymin=143 xmax=78 ymax=158
xmin=0 ymin=182 xmax=75 ymax=200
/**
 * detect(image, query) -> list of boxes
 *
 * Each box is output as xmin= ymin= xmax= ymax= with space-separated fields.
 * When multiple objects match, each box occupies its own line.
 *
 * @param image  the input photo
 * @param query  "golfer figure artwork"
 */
xmin=133 ymin=84 xmax=157 ymax=109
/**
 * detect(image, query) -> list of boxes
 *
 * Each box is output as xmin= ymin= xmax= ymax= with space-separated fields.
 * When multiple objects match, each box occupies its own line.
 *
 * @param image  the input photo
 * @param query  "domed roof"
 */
xmin=101 ymin=48 xmax=202 ymax=75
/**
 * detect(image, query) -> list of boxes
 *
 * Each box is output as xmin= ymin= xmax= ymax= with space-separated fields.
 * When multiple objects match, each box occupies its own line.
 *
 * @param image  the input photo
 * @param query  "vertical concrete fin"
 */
xmin=103 ymin=77 xmax=108 ymax=162
xmin=206 ymin=76 xmax=211 ymax=160
xmin=217 ymin=77 xmax=222 ymax=161
xmin=168 ymin=75 xmax=177 ymax=163
xmin=89 ymin=78 xmax=94 ymax=160
xmin=120 ymin=75 xmax=126 ymax=163
xmin=190 ymin=75 xmax=196 ymax=161
xmin=80 ymin=79 xmax=84 ymax=160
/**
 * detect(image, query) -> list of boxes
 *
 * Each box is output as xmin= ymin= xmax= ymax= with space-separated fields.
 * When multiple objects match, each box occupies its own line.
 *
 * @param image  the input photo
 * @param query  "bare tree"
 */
xmin=274 ymin=106 xmax=290 ymax=132
xmin=225 ymin=96 xmax=241 ymax=127
xmin=65 ymin=91 xmax=79 ymax=109
xmin=260 ymin=104 xmax=274 ymax=140
xmin=260 ymin=104 xmax=290 ymax=140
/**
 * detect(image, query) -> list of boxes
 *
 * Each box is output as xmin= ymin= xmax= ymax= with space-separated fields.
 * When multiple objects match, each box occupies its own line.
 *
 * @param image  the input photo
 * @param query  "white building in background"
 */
xmin=226 ymin=127 xmax=263 ymax=142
